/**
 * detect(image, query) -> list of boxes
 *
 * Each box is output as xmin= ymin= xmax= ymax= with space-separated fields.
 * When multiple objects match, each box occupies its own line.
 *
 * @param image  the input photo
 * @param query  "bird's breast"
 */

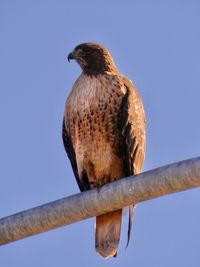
xmin=66 ymin=73 xmax=126 ymax=181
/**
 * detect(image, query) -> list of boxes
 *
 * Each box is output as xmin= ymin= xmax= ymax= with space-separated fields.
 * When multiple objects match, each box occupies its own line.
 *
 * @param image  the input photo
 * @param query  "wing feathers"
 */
xmin=126 ymin=205 xmax=134 ymax=248
xmin=118 ymin=77 xmax=146 ymax=247
xmin=62 ymin=117 xmax=85 ymax=191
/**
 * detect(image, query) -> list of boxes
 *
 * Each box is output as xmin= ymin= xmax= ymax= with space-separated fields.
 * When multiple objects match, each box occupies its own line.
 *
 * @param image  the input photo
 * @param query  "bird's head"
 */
xmin=68 ymin=42 xmax=117 ymax=74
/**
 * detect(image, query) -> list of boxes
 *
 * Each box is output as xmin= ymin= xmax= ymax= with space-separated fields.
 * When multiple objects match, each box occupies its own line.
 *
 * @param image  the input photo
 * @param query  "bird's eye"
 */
xmin=75 ymin=48 xmax=82 ymax=54
xmin=82 ymin=48 xmax=91 ymax=55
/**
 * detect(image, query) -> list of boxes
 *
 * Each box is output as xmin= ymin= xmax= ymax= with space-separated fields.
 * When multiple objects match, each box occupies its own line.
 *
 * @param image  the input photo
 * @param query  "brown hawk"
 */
xmin=62 ymin=42 xmax=146 ymax=258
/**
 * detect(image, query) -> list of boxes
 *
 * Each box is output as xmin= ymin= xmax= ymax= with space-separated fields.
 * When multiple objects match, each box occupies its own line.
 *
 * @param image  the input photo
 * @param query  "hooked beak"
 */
xmin=67 ymin=52 xmax=75 ymax=62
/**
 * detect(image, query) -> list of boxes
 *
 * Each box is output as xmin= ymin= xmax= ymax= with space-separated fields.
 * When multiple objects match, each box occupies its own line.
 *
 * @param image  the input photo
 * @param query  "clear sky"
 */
xmin=0 ymin=1 xmax=200 ymax=266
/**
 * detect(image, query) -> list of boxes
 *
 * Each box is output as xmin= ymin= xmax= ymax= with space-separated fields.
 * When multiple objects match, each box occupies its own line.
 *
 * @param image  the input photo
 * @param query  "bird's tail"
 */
xmin=95 ymin=209 xmax=122 ymax=258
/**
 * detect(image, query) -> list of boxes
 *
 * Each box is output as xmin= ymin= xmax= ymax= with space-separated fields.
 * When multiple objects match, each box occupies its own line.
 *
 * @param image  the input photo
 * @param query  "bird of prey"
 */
xmin=62 ymin=42 xmax=146 ymax=258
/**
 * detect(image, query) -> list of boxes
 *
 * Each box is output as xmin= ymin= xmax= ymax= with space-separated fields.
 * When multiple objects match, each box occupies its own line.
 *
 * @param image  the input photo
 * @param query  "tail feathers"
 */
xmin=95 ymin=209 xmax=122 ymax=259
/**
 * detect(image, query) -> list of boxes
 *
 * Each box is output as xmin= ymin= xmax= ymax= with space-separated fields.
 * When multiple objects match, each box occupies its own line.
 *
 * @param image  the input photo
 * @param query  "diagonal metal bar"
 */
xmin=0 ymin=157 xmax=200 ymax=246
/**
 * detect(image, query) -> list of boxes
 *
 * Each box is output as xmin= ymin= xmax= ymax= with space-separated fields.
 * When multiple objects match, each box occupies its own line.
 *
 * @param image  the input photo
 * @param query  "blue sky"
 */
xmin=0 ymin=1 xmax=200 ymax=266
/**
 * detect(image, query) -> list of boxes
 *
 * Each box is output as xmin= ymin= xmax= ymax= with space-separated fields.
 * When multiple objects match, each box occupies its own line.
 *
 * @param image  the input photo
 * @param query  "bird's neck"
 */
xmin=82 ymin=55 xmax=119 ymax=75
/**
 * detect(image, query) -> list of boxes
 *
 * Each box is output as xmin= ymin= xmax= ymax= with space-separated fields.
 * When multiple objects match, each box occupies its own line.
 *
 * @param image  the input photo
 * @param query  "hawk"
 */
xmin=63 ymin=42 xmax=146 ymax=258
